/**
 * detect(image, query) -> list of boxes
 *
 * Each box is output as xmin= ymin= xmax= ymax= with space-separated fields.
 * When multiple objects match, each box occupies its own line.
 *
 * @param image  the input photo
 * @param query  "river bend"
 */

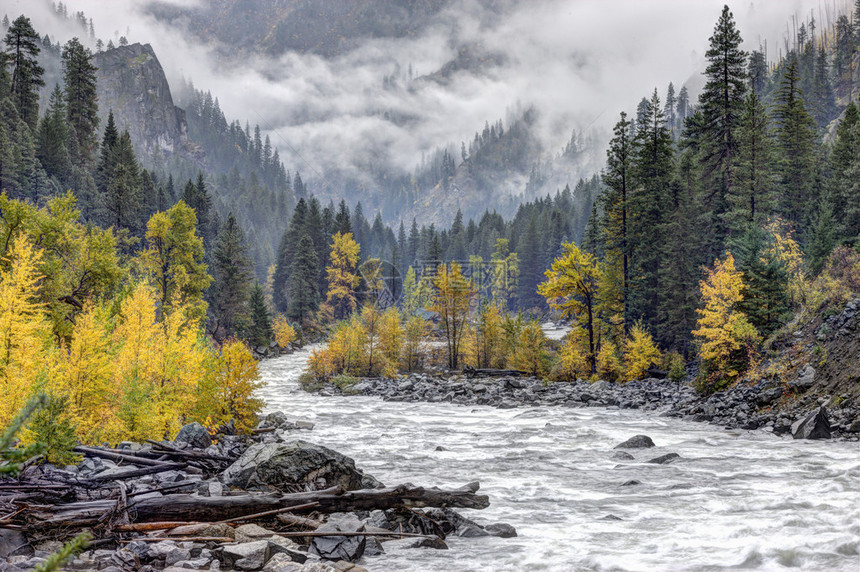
xmin=258 ymin=349 xmax=860 ymax=572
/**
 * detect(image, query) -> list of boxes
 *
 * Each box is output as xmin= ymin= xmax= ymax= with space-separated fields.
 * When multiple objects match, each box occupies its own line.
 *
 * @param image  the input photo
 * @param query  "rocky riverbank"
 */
xmin=313 ymin=372 xmax=859 ymax=441
xmin=0 ymin=413 xmax=513 ymax=572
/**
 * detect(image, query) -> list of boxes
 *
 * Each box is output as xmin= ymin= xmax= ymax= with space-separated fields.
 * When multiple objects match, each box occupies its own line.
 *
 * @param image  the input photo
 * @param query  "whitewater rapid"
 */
xmin=257 ymin=348 xmax=860 ymax=572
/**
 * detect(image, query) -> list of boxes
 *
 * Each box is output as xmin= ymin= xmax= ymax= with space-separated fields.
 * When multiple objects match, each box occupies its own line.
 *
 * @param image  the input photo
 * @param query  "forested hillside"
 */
xmin=0 ymin=1 xmax=858 ymax=457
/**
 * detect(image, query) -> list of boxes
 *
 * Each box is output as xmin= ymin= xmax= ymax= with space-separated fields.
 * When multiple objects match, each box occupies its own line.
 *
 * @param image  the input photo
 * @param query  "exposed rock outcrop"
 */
xmin=94 ymin=43 xmax=203 ymax=165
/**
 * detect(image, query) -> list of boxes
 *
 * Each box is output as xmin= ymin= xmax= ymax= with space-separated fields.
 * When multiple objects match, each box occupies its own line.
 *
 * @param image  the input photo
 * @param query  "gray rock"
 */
xmin=792 ymin=407 xmax=832 ymax=440
xmin=175 ymin=422 xmax=212 ymax=449
xmin=612 ymin=451 xmax=635 ymax=460
xmin=263 ymin=557 xmax=338 ymax=572
xmin=221 ymin=541 xmax=271 ymax=571
xmin=222 ymin=441 xmax=381 ymax=492
xmin=383 ymin=537 xmax=448 ymax=550
xmin=790 ymin=365 xmax=816 ymax=391
xmin=164 ymin=547 xmax=192 ymax=566
xmin=485 ymin=523 xmax=517 ymax=538
xmin=147 ymin=540 xmax=179 ymax=560
xmin=646 ymin=453 xmax=681 ymax=464
xmin=614 ymin=435 xmax=655 ymax=449
xmin=94 ymin=44 xmax=194 ymax=162
xmin=0 ymin=530 xmax=30 ymax=559
xmin=756 ymin=387 xmax=784 ymax=407
xmin=308 ymin=517 xmax=365 ymax=562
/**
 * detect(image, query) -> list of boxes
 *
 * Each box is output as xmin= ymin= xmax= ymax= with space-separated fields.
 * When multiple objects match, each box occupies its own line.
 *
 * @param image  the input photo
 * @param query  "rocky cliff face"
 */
xmin=94 ymin=43 xmax=202 ymax=165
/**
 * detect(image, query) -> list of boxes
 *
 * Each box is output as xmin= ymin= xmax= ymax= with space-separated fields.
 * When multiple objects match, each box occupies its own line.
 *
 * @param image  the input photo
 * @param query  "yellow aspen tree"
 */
xmin=378 ymin=307 xmax=403 ymax=370
xmin=512 ymin=319 xmax=549 ymax=377
xmin=325 ymin=232 xmax=361 ymax=320
xmin=216 ymin=340 xmax=263 ymax=434
xmin=538 ymin=242 xmax=601 ymax=374
xmin=359 ymin=303 xmax=383 ymax=375
xmin=112 ymin=284 xmax=163 ymax=442
xmin=272 ymin=315 xmax=297 ymax=347
xmin=765 ymin=219 xmax=807 ymax=305
xmin=400 ymin=266 xmax=423 ymax=316
xmin=473 ymin=303 xmax=504 ymax=368
xmin=558 ymin=334 xmax=590 ymax=381
xmin=490 ymin=239 xmax=519 ymax=310
xmin=0 ymin=237 xmax=51 ymax=427
xmin=597 ymin=340 xmax=623 ymax=382
xmin=693 ymin=254 xmax=760 ymax=390
xmin=360 ymin=258 xmax=385 ymax=304
xmin=156 ymin=306 xmax=211 ymax=439
xmin=429 ymin=262 xmax=475 ymax=370
xmin=54 ymin=302 xmax=117 ymax=443
xmin=623 ymin=323 xmax=662 ymax=380
xmin=402 ymin=315 xmax=427 ymax=371
xmin=136 ymin=202 xmax=212 ymax=322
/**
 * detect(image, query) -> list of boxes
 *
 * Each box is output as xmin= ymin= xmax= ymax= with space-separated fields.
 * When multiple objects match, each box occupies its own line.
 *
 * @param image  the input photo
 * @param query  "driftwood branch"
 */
xmin=25 ymin=483 xmax=488 ymax=529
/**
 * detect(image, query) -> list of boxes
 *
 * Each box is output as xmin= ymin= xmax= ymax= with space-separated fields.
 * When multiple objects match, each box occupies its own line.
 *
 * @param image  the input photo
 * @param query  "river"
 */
xmin=257 ymin=348 xmax=860 ymax=572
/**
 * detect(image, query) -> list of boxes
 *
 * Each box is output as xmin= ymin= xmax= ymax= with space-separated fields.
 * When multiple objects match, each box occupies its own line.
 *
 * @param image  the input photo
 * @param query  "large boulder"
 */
xmin=789 ymin=365 xmax=816 ymax=391
xmin=792 ymin=407 xmax=831 ymax=439
xmin=614 ymin=435 xmax=655 ymax=449
xmin=222 ymin=441 xmax=381 ymax=492
xmin=175 ymin=422 xmax=212 ymax=449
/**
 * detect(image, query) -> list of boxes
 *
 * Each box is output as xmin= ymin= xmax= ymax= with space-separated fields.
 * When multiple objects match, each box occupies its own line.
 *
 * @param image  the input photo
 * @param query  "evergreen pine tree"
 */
xmin=247 ymin=283 xmax=273 ymax=347
xmin=773 ymin=58 xmax=818 ymax=234
xmin=517 ymin=216 xmax=542 ymax=311
xmin=600 ymin=111 xmax=633 ymax=333
xmin=335 ymin=199 xmax=351 ymax=234
xmin=35 ymin=84 xmax=71 ymax=186
xmin=698 ymin=5 xmax=747 ymax=244
xmin=727 ymin=91 xmax=775 ymax=232
xmin=210 ymin=213 xmax=253 ymax=342
xmin=729 ymin=225 xmax=789 ymax=337
xmin=101 ymin=131 xmax=141 ymax=231
xmin=829 ymin=101 xmax=860 ymax=244
xmin=272 ymin=198 xmax=308 ymax=312
xmin=629 ymin=88 xmax=673 ymax=329
xmin=94 ymin=110 xmax=117 ymax=195
xmin=3 ymin=16 xmax=44 ymax=130
xmin=62 ymin=37 xmax=98 ymax=168
xmin=288 ymin=234 xmax=319 ymax=324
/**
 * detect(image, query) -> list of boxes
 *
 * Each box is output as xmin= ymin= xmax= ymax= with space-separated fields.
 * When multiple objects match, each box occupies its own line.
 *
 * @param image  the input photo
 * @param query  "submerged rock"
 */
xmin=646 ymin=453 xmax=681 ymax=464
xmin=614 ymin=435 xmax=655 ymax=449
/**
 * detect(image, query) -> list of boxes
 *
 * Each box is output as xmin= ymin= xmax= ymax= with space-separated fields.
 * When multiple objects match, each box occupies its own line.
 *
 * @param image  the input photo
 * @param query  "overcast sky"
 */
xmin=12 ymin=0 xmax=842 ymax=182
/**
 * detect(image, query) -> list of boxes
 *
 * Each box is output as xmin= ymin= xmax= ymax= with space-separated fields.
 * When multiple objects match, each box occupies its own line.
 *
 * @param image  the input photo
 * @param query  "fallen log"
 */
xmin=120 ymin=537 xmax=234 ymax=543
xmin=74 ymin=446 xmax=175 ymax=468
xmin=144 ymin=440 xmax=234 ymax=462
xmin=76 ymin=462 xmax=188 ymax=484
xmin=25 ymin=483 xmax=489 ymax=527
xmin=276 ymin=513 xmax=324 ymax=529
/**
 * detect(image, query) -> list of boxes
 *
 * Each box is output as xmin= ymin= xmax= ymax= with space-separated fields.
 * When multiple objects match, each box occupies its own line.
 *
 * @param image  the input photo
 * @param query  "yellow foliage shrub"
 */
xmin=215 ymin=340 xmax=263 ymax=434
xmin=624 ymin=324 xmax=662 ymax=380
xmin=597 ymin=340 xmax=622 ymax=382
xmin=512 ymin=320 xmax=549 ymax=377
xmin=557 ymin=334 xmax=590 ymax=381
xmin=273 ymin=315 xmax=297 ymax=347
xmin=0 ymin=237 xmax=51 ymax=427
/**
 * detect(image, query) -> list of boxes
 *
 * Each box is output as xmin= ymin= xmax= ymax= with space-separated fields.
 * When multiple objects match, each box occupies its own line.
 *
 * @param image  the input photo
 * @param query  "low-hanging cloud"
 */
xmin=15 ymin=0 xmax=834 ymax=197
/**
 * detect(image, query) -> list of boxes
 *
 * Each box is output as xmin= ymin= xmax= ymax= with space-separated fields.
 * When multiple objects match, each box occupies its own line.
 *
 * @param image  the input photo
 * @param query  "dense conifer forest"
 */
xmin=0 ymin=0 xmax=857 ymax=448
